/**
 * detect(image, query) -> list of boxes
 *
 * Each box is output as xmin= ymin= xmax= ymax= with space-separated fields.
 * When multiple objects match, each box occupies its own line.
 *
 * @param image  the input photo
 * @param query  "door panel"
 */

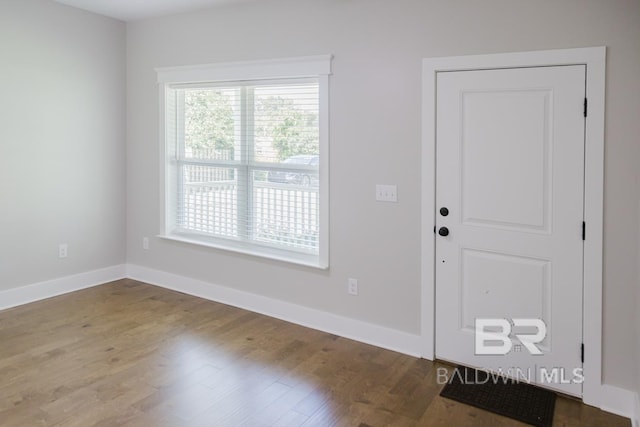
xmin=461 ymin=89 xmax=552 ymax=232
xmin=435 ymin=66 xmax=585 ymax=396
xmin=460 ymin=249 xmax=550 ymax=344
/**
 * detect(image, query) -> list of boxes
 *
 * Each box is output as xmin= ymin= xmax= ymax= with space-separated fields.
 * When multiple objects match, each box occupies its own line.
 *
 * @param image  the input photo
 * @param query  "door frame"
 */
xmin=420 ymin=47 xmax=606 ymax=405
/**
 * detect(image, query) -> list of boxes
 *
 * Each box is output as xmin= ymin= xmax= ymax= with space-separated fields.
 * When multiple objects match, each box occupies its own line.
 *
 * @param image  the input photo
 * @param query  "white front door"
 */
xmin=435 ymin=65 xmax=586 ymax=396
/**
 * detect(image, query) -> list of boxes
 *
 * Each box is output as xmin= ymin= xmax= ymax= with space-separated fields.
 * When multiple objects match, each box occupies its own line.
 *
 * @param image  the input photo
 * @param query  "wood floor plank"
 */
xmin=0 ymin=279 xmax=631 ymax=426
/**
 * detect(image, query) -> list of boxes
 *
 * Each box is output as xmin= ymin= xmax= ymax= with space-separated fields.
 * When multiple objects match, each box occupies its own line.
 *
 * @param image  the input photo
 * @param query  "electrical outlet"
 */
xmin=59 ymin=244 xmax=68 ymax=259
xmin=142 ymin=237 xmax=149 ymax=250
xmin=376 ymin=184 xmax=397 ymax=202
xmin=348 ymin=278 xmax=358 ymax=296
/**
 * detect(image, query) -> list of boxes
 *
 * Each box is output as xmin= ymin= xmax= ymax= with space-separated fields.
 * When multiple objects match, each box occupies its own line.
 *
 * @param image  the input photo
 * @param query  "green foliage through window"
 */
xmin=255 ymin=95 xmax=319 ymax=161
xmin=184 ymin=89 xmax=235 ymax=157
xmin=183 ymin=86 xmax=319 ymax=162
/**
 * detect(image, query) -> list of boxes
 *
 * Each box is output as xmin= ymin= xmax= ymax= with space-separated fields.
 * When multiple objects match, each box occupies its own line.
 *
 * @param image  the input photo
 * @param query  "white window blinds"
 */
xmin=158 ymin=56 xmax=331 ymax=268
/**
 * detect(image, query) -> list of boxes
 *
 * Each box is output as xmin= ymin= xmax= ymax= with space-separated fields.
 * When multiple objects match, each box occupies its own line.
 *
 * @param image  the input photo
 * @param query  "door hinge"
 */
xmin=582 ymin=221 xmax=586 ymax=240
xmin=583 ymin=98 xmax=588 ymax=117
xmin=581 ymin=343 xmax=584 ymax=363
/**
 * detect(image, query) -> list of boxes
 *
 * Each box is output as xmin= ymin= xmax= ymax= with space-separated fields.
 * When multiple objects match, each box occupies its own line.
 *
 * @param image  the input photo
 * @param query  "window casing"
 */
xmin=157 ymin=56 xmax=331 ymax=268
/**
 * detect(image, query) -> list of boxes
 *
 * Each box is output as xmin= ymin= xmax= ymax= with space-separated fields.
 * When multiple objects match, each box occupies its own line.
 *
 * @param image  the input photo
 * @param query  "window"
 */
xmin=157 ymin=56 xmax=331 ymax=268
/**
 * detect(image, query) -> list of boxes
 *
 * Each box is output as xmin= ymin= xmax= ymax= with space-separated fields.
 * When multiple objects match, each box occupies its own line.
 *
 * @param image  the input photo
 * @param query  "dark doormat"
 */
xmin=439 ymin=366 xmax=556 ymax=427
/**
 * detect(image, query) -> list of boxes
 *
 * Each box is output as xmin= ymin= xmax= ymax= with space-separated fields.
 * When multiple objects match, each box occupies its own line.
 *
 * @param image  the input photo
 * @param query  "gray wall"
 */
xmin=126 ymin=0 xmax=640 ymax=391
xmin=0 ymin=0 xmax=126 ymax=289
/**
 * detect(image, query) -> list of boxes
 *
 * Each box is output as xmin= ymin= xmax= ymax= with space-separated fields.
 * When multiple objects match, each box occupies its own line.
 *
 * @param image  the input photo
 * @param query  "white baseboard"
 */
xmin=0 ymin=265 xmax=127 ymax=311
xmin=126 ymin=264 xmax=422 ymax=358
xmin=597 ymin=384 xmax=637 ymax=421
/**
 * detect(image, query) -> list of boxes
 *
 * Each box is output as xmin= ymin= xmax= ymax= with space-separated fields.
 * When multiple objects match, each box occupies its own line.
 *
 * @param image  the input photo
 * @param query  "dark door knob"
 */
xmin=438 ymin=227 xmax=449 ymax=237
xmin=440 ymin=207 xmax=449 ymax=216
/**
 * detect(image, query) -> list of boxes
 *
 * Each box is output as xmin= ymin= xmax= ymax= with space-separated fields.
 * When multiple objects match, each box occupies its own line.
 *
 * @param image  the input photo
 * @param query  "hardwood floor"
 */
xmin=0 ymin=279 xmax=630 ymax=426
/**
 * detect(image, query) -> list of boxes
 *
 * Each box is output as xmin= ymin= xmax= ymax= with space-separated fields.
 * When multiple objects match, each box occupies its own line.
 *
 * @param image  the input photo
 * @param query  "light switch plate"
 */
xmin=376 ymin=184 xmax=397 ymax=202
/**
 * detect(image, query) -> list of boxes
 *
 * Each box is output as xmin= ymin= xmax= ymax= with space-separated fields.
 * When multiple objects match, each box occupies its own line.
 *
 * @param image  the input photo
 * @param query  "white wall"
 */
xmin=125 ymin=0 xmax=640 ymax=391
xmin=0 ymin=0 xmax=126 ymax=290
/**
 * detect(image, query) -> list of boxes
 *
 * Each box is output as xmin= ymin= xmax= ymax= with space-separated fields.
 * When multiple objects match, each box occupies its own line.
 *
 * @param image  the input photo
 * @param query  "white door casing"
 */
xmin=421 ymin=47 xmax=606 ymax=407
xmin=435 ymin=66 xmax=585 ymax=396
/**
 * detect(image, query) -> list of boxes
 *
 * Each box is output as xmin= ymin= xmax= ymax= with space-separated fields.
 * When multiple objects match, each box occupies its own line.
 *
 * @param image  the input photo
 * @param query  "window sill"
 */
xmin=158 ymin=233 xmax=328 ymax=270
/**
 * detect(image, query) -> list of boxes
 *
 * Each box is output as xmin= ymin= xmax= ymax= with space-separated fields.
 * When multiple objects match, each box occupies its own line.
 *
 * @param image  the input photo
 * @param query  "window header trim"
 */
xmin=156 ymin=55 xmax=333 ymax=84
